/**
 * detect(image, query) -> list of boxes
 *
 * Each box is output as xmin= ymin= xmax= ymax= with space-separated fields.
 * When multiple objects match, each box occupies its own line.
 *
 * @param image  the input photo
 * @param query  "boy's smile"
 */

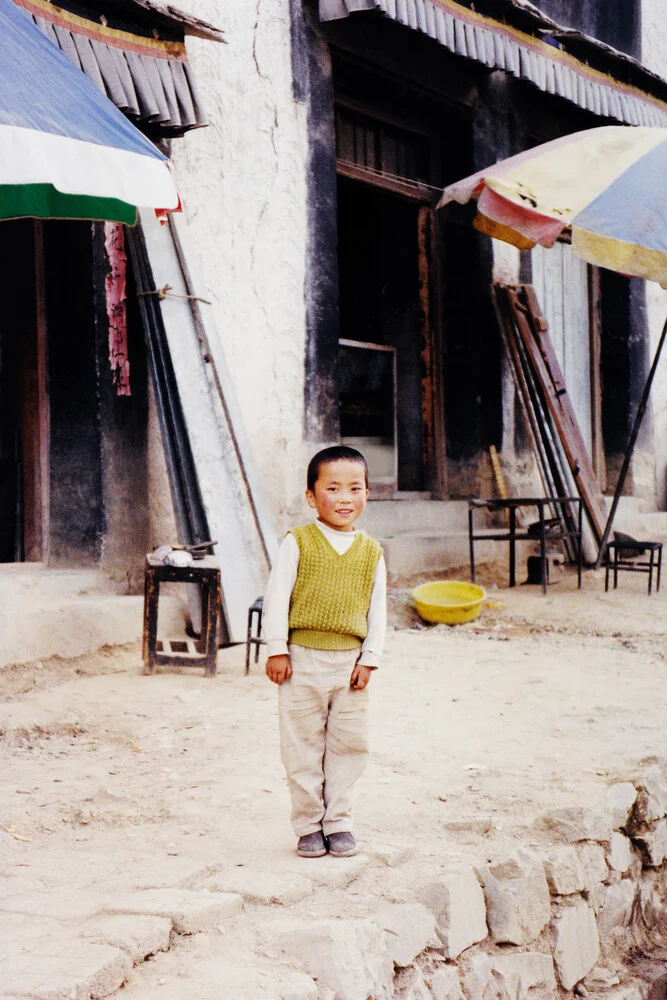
xmin=305 ymin=458 xmax=369 ymax=532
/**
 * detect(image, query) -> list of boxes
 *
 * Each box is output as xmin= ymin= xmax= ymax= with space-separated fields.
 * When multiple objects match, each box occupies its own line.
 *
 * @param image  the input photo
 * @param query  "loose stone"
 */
xmin=376 ymin=902 xmax=440 ymax=967
xmin=478 ymin=848 xmax=551 ymax=945
xmin=420 ymin=866 xmax=487 ymax=959
xmin=553 ymin=900 xmax=600 ymax=990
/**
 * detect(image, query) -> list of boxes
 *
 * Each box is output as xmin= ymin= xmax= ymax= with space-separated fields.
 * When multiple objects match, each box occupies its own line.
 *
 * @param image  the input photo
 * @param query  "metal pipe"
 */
xmin=593 ymin=312 xmax=667 ymax=570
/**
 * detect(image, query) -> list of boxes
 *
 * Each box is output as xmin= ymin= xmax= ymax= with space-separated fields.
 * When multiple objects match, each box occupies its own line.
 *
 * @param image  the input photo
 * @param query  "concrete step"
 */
xmin=380 ymin=531 xmax=534 ymax=583
xmin=0 ymin=567 xmax=122 ymax=604
xmin=611 ymin=510 xmax=667 ymax=541
xmin=0 ymin=594 xmax=187 ymax=668
xmin=361 ymin=500 xmax=470 ymax=536
xmin=367 ymin=497 xmax=667 ymax=581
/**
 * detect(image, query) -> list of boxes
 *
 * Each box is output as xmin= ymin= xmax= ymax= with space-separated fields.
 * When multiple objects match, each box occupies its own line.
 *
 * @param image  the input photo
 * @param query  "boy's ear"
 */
xmin=305 ymin=489 xmax=317 ymax=510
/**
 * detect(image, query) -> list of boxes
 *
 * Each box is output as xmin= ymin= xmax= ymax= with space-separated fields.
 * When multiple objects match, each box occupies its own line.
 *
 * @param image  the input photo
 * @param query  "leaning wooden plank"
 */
xmin=497 ymin=284 xmax=597 ymax=563
xmin=510 ymin=285 xmax=606 ymax=543
xmin=139 ymin=209 xmax=278 ymax=642
xmin=491 ymin=285 xmax=554 ymax=499
xmin=522 ymin=283 xmax=608 ymax=541
xmin=513 ymin=286 xmax=605 ymax=546
xmin=497 ymin=285 xmax=585 ymax=558
xmin=493 ymin=286 xmax=575 ymax=552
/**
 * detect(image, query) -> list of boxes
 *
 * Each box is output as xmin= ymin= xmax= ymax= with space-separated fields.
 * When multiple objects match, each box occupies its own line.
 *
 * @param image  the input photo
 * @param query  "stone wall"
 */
xmin=268 ymin=763 xmax=667 ymax=999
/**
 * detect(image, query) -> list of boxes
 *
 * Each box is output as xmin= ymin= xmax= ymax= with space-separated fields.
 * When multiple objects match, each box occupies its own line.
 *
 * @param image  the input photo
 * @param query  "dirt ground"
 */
xmin=2 ymin=564 xmax=667 ymax=997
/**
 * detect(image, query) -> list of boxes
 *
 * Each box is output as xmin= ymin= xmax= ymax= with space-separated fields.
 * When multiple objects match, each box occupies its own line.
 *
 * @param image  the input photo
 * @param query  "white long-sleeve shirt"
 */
xmin=262 ymin=519 xmax=387 ymax=667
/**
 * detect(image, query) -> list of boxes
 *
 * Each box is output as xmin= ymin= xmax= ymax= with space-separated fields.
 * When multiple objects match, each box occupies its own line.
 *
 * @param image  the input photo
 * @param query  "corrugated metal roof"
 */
xmin=320 ymin=0 xmax=667 ymax=127
xmin=97 ymin=0 xmax=224 ymax=42
xmin=12 ymin=0 xmax=221 ymax=137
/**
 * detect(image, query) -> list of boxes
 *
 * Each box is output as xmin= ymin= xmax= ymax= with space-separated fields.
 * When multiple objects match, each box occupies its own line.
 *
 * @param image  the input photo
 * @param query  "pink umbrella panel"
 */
xmin=440 ymin=123 xmax=667 ymax=568
xmin=440 ymin=125 xmax=667 ymax=288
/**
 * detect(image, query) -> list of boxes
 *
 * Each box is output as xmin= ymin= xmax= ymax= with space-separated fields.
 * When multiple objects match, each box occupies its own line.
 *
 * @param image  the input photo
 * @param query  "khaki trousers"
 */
xmin=278 ymin=644 xmax=369 ymax=838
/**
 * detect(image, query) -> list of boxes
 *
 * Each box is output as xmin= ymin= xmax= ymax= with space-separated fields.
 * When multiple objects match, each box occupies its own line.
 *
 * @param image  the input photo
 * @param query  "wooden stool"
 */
xmin=605 ymin=540 xmax=663 ymax=596
xmin=142 ymin=553 xmax=221 ymax=676
xmin=245 ymin=596 xmax=264 ymax=675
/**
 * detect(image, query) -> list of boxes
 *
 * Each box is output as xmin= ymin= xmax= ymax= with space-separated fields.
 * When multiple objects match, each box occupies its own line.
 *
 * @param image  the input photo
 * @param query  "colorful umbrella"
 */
xmin=440 ymin=124 xmax=667 ymax=566
xmin=441 ymin=125 xmax=667 ymax=287
xmin=0 ymin=0 xmax=179 ymax=224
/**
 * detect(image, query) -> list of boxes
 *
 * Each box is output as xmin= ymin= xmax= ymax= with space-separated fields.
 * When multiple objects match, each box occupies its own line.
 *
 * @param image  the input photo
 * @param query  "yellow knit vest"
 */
xmin=288 ymin=522 xmax=382 ymax=651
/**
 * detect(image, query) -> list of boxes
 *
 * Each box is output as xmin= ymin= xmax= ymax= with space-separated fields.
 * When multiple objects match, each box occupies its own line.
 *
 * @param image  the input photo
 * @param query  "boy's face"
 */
xmin=306 ymin=459 xmax=369 ymax=532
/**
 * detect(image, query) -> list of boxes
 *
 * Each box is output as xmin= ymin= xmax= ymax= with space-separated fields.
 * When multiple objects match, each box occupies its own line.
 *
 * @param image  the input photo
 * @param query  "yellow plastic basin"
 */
xmin=413 ymin=580 xmax=487 ymax=625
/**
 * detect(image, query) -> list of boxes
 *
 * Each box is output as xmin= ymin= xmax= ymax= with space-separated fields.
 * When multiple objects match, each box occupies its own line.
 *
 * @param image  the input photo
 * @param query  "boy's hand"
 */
xmin=350 ymin=664 xmax=372 ymax=690
xmin=266 ymin=654 xmax=292 ymax=685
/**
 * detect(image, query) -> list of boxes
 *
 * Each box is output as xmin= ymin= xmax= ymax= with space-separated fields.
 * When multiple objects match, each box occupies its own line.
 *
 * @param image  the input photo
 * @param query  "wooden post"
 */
xmin=20 ymin=220 xmax=49 ymax=563
xmin=417 ymin=203 xmax=446 ymax=497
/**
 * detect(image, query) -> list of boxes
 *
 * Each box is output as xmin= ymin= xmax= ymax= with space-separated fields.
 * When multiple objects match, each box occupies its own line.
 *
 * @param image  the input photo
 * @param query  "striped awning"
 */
xmin=12 ymin=0 xmax=221 ymax=137
xmin=0 ymin=0 xmax=178 ymax=224
xmin=320 ymin=0 xmax=667 ymax=128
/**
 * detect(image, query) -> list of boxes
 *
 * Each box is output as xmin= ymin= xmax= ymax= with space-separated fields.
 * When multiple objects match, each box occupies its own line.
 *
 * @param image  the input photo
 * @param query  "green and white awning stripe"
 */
xmin=0 ymin=125 xmax=177 ymax=224
xmin=1 ymin=0 xmax=179 ymax=224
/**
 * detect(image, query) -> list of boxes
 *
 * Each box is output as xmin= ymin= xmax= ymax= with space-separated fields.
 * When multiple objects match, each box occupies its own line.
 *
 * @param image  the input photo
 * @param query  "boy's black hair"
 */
xmin=307 ymin=446 xmax=368 ymax=491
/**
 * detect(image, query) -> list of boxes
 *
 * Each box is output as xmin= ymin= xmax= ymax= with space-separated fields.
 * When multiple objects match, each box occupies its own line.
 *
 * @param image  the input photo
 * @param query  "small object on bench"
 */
xmin=245 ymin=596 xmax=264 ymax=675
xmin=604 ymin=536 xmax=662 ymax=596
xmin=527 ymin=518 xmax=561 ymax=538
xmin=611 ymin=530 xmax=646 ymax=560
xmin=142 ymin=551 xmax=221 ymax=677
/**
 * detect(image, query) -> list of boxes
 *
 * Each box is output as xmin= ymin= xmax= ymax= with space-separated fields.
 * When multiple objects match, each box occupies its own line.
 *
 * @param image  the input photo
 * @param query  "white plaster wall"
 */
xmin=640 ymin=0 xmax=667 ymax=78
xmin=644 ymin=281 xmax=667 ymax=509
xmin=641 ymin=0 xmax=667 ymax=509
xmin=167 ymin=0 xmax=310 ymax=531
xmin=492 ymin=240 xmax=519 ymax=286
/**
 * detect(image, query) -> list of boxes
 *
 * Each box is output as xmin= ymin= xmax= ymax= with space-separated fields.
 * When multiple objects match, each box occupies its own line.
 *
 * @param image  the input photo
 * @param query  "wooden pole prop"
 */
xmin=593 ymin=313 xmax=667 ymax=571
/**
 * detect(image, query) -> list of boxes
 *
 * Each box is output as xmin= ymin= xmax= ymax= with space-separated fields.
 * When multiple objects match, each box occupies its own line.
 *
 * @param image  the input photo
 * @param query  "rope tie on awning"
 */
xmin=336 ymin=158 xmax=445 ymax=194
xmin=136 ymin=283 xmax=211 ymax=305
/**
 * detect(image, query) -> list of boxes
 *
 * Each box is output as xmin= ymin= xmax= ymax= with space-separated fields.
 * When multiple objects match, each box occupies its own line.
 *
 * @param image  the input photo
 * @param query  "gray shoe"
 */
xmin=297 ymin=831 xmax=327 ymax=858
xmin=327 ymin=831 xmax=357 ymax=857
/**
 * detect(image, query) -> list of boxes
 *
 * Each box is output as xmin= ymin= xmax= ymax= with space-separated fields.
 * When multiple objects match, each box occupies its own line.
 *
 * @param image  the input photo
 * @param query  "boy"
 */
xmin=263 ymin=446 xmax=387 ymax=858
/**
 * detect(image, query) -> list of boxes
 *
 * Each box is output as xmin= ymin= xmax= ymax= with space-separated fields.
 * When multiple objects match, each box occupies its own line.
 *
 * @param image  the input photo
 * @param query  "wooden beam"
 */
xmin=20 ymin=221 xmax=49 ymax=563
xmin=491 ymin=285 xmax=555 ymax=500
xmin=417 ymin=204 xmax=447 ymax=496
xmin=336 ymin=159 xmax=434 ymax=202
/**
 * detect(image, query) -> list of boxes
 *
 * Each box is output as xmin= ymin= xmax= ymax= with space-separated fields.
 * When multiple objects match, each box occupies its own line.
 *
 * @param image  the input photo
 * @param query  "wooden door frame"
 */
xmin=335 ymin=161 xmax=447 ymax=497
xmin=418 ymin=202 xmax=447 ymax=498
xmin=18 ymin=220 xmax=50 ymax=563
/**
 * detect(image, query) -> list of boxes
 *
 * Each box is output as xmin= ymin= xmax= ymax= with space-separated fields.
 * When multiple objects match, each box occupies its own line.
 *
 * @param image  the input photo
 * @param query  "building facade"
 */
xmin=167 ymin=0 xmax=667 ymax=546
xmin=0 ymin=0 xmax=220 ymax=582
xmin=3 ymin=0 xmax=667 ymax=649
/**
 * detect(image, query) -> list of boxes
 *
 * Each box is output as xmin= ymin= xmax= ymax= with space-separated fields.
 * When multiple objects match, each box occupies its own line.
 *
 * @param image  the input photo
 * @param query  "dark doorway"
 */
xmin=0 ymin=219 xmax=106 ymax=565
xmin=44 ymin=221 xmax=104 ymax=564
xmin=337 ymin=175 xmax=428 ymax=492
xmin=0 ymin=220 xmax=47 ymax=563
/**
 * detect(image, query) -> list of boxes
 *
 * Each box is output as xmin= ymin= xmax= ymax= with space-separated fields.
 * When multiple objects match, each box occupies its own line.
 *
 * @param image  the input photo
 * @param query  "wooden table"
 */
xmin=468 ymin=497 xmax=583 ymax=594
xmin=142 ymin=553 xmax=221 ymax=676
